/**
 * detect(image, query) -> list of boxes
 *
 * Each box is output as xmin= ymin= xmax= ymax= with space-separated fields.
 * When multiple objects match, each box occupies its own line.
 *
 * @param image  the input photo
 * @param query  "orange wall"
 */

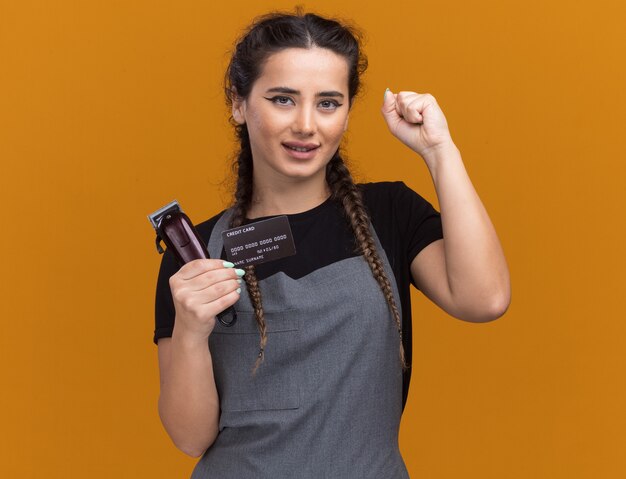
xmin=2 ymin=0 xmax=625 ymax=477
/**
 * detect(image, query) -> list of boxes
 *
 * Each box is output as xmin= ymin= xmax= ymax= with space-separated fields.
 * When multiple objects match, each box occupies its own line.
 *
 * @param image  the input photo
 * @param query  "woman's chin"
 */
xmin=277 ymin=165 xmax=327 ymax=182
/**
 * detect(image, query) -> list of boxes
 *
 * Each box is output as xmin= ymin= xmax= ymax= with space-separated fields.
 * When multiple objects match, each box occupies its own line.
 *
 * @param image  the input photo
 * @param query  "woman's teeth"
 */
xmin=286 ymin=145 xmax=314 ymax=152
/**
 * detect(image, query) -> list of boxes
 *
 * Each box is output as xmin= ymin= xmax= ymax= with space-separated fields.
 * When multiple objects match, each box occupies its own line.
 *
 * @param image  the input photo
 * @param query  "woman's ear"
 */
xmin=343 ymin=114 xmax=349 ymax=132
xmin=231 ymin=91 xmax=246 ymax=125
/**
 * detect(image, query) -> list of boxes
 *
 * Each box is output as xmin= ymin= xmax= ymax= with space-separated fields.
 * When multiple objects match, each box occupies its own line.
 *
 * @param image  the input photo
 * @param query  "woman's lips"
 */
xmin=281 ymin=141 xmax=320 ymax=160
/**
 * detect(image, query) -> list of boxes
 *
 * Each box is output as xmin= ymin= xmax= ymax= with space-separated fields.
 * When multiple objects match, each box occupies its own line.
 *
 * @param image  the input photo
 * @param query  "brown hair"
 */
xmin=225 ymin=11 xmax=407 ymax=373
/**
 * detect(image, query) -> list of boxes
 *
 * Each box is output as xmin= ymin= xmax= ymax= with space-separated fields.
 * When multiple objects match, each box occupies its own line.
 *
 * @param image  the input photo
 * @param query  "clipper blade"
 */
xmin=148 ymin=200 xmax=182 ymax=231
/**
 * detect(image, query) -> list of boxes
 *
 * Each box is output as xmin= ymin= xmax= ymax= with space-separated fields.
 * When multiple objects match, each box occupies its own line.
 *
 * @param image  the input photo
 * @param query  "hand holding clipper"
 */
xmin=148 ymin=201 xmax=237 ymax=327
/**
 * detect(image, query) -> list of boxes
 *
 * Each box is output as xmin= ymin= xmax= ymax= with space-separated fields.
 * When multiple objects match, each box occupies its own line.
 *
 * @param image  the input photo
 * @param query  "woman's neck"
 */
xmin=247 ymin=178 xmax=331 ymax=219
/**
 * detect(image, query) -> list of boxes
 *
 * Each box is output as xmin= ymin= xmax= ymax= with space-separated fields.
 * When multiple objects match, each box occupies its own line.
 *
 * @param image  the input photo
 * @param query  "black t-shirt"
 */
xmin=154 ymin=181 xmax=443 ymax=408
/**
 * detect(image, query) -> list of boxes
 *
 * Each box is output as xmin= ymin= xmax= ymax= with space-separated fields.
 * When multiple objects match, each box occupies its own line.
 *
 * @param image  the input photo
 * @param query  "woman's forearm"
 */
xmin=158 ymin=325 xmax=220 ymax=457
xmin=425 ymin=143 xmax=511 ymax=318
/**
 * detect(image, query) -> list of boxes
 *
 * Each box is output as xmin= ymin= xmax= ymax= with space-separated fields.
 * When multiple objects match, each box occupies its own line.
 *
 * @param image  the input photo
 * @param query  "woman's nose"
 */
xmin=292 ymin=106 xmax=316 ymax=136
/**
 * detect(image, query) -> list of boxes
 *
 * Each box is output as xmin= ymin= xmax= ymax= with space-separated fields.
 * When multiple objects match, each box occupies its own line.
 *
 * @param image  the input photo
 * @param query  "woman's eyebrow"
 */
xmin=318 ymin=91 xmax=344 ymax=98
xmin=265 ymin=87 xmax=345 ymax=98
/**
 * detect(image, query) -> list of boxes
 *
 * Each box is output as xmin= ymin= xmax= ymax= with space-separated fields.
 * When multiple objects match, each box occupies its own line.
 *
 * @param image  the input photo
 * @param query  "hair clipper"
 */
xmin=148 ymin=200 xmax=237 ymax=327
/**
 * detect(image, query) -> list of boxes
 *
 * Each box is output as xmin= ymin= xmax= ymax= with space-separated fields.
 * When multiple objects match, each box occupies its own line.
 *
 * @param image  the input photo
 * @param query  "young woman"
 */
xmin=153 ymin=11 xmax=510 ymax=478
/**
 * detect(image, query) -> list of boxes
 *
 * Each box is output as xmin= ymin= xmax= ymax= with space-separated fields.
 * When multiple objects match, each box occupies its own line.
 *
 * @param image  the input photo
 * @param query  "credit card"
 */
xmin=222 ymin=215 xmax=296 ymax=267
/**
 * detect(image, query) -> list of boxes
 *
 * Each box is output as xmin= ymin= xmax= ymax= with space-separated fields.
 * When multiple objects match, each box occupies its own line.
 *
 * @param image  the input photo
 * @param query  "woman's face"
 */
xmin=233 ymin=47 xmax=350 ymax=186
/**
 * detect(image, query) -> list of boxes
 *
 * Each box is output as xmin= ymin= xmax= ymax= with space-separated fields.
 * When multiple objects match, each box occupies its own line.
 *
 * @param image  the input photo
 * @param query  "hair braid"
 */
xmin=326 ymin=153 xmax=408 ymax=369
xmin=229 ymin=126 xmax=268 ymax=374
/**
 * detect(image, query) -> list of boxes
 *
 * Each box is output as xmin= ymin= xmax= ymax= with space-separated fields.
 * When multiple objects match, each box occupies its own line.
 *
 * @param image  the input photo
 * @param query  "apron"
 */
xmin=191 ymin=208 xmax=410 ymax=479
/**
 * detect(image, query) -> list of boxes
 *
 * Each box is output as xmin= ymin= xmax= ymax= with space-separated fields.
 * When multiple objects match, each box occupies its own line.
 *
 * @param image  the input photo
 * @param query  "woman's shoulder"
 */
xmin=357 ymin=180 xmax=440 ymax=225
xmin=358 ymin=180 xmax=411 ymax=196
xmin=357 ymin=180 xmax=425 ymax=208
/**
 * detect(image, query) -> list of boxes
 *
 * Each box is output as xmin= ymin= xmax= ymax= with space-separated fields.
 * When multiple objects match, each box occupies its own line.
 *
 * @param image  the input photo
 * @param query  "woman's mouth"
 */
xmin=286 ymin=145 xmax=313 ymax=152
xmin=282 ymin=142 xmax=320 ymax=159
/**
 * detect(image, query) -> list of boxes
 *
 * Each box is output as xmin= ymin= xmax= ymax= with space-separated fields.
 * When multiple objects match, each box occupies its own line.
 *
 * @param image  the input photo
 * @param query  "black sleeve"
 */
xmin=360 ymin=181 xmax=443 ymax=290
xmin=153 ymin=248 xmax=180 ymax=344
xmin=392 ymin=181 xmax=444 ymax=266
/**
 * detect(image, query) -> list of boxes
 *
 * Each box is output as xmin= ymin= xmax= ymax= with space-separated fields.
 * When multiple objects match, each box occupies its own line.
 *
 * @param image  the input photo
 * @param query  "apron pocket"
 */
xmin=209 ymin=310 xmax=300 ymax=412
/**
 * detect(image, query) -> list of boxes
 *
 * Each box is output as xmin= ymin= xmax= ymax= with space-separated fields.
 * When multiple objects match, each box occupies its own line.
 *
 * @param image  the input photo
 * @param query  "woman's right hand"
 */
xmin=169 ymin=259 xmax=244 ymax=340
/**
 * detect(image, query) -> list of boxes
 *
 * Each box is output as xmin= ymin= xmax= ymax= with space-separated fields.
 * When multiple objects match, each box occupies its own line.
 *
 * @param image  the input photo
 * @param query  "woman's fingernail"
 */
xmin=236 ymin=287 xmax=241 ymax=294
xmin=384 ymin=87 xmax=390 ymax=100
xmin=236 ymin=278 xmax=242 ymax=284
xmin=223 ymin=261 xmax=235 ymax=268
xmin=235 ymin=269 xmax=245 ymax=277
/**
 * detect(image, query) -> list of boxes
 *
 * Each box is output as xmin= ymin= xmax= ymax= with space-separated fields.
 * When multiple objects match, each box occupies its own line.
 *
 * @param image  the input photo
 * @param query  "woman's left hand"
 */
xmin=381 ymin=89 xmax=455 ymax=161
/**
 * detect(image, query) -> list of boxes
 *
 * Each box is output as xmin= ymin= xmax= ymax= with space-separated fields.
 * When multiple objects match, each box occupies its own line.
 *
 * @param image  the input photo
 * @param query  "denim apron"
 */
xmin=191 ymin=208 xmax=410 ymax=479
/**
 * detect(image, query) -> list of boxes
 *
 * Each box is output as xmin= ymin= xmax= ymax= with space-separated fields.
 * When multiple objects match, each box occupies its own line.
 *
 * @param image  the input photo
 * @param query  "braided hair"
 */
xmin=225 ymin=11 xmax=407 ymax=373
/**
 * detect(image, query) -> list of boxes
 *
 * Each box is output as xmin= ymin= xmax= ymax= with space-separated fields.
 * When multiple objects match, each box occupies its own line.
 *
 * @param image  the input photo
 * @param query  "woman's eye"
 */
xmin=269 ymin=96 xmax=294 ymax=106
xmin=319 ymin=100 xmax=341 ymax=110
